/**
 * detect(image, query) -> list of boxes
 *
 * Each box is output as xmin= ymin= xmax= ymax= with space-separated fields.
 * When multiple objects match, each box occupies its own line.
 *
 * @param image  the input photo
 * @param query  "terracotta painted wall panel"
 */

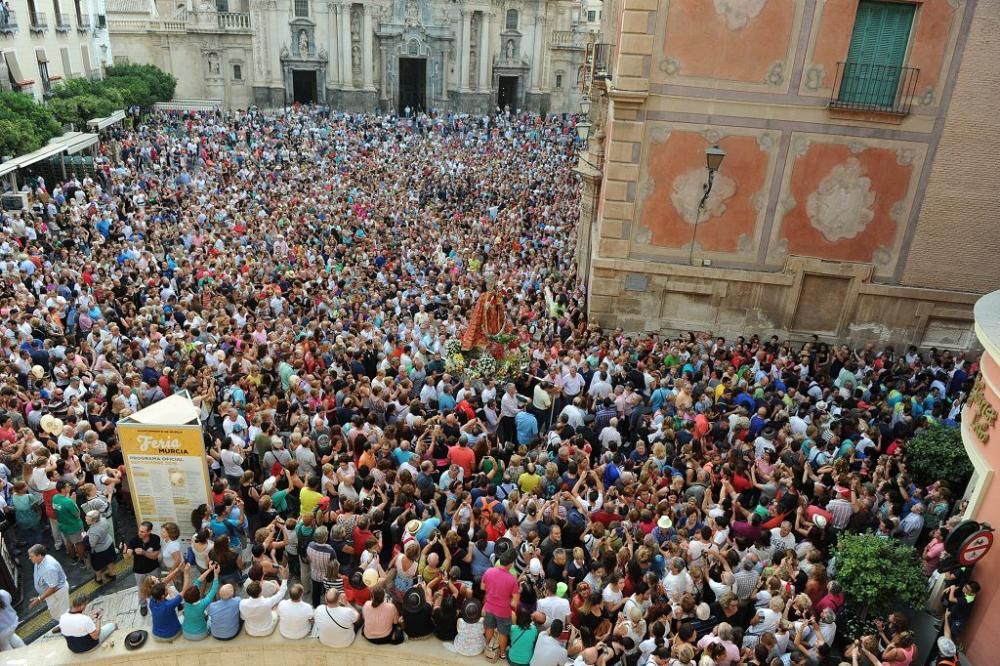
xmin=636 ymin=130 xmax=768 ymax=254
xmin=776 ymin=141 xmax=913 ymax=265
xmin=661 ymin=0 xmax=795 ymax=85
xmin=803 ymin=0 xmax=858 ymax=91
xmin=907 ymin=0 xmax=959 ymax=104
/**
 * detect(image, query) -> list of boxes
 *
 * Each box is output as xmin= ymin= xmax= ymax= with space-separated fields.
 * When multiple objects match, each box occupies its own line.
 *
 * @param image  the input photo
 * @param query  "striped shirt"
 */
xmin=826 ymin=499 xmax=854 ymax=530
xmin=307 ymin=542 xmax=336 ymax=583
xmin=733 ymin=569 xmax=760 ymax=601
xmin=33 ymin=554 xmax=67 ymax=595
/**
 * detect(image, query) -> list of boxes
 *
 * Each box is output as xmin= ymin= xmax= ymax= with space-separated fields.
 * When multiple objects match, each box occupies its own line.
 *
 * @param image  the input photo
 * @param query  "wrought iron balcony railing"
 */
xmin=30 ymin=11 xmax=47 ymax=32
xmin=829 ymin=61 xmax=919 ymax=116
xmin=0 ymin=9 xmax=18 ymax=33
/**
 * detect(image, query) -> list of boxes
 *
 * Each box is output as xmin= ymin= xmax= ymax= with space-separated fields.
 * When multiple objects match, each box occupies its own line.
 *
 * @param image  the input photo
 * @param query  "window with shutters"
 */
xmin=505 ymin=9 xmax=517 ymax=31
xmin=831 ymin=0 xmax=920 ymax=114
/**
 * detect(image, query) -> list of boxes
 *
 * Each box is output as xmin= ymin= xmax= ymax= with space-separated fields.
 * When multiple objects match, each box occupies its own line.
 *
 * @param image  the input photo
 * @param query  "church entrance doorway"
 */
xmin=398 ymin=57 xmax=426 ymax=115
xmin=292 ymin=70 xmax=317 ymax=104
xmin=497 ymin=75 xmax=519 ymax=112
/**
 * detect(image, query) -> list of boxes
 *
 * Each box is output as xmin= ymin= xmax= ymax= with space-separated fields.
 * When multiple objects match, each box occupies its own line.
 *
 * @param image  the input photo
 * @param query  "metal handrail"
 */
xmin=0 ymin=9 xmax=18 ymax=32
xmin=30 ymin=10 xmax=48 ymax=31
xmin=829 ymin=61 xmax=919 ymax=115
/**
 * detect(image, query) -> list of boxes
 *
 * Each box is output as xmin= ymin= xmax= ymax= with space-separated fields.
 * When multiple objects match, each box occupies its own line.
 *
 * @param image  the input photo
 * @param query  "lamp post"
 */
xmin=576 ymin=96 xmax=592 ymax=146
xmin=688 ymin=144 xmax=727 ymax=266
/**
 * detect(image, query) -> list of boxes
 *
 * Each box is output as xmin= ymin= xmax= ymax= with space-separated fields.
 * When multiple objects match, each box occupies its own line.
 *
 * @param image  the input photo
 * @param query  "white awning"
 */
xmin=87 ymin=109 xmax=126 ymax=130
xmin=119 ymin=393 xmax=200 ymax=427
xmin=0 ymin=132 xmax=98 ymax=178
xmin=12 ymin=142 xmax=65 ymax=168
xmin=61 ymin=132 xmax=99 ymax=154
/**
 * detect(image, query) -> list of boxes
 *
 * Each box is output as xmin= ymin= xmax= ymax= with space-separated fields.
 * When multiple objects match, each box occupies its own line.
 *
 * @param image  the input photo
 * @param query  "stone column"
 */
xmin=460 ymin=9 xmax=471 ymax=91
xmin=362 ymin=5 xmax=373 ymax=88
xmin=379 ymin=43 xmax=389 ymax=101
xmin=329 ymin=5 xmax=339 ymax=85
xmin=478 ymin=11 xmax=490 ymax=93
xmin=531 ymin=14 xmax=546 ymax=91
xmin=341 ymin=3 xmax=352 ymax=89
xmin=441 ymin=49 xmax=449 ymax=100
xmin=333 ymin=5 xmax=344 ymax=84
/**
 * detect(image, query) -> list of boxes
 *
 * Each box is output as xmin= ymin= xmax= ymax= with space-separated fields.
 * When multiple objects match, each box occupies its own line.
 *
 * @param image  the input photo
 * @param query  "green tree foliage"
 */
xmin=105 ymin=63 xmax=176 ymax=102
xmin=833 ymin=533 xmax=927 ymax=625
xmin=47 ymin=64 xmax=176 ymax=127
xmin=905 ymin=425 xmax=972 ymax=490
xmin=0 ymin=91 xmax=62 ymax=156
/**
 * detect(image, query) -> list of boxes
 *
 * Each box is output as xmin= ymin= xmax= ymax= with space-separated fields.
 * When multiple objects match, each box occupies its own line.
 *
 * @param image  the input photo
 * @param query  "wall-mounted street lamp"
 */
xmin=688 ymin=144 xmax=727 ymax=266
xmin=575 ymin=96 xmax=592 ymax=143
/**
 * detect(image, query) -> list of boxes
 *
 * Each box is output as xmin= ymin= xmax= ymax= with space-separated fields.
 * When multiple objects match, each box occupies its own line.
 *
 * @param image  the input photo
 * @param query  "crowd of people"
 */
xmin=0 ymin=106 xmax=981 ymax=666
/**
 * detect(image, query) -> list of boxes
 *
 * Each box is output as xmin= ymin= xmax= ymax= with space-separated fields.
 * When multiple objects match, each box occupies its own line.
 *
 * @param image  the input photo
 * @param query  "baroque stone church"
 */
xmin=106 ymin=0 xmax=601 ymax=113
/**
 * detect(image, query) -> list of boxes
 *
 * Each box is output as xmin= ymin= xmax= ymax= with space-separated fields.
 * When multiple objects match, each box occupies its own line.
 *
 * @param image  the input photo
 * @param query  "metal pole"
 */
xmin=688 ymin=168 xmax=716 ymax=266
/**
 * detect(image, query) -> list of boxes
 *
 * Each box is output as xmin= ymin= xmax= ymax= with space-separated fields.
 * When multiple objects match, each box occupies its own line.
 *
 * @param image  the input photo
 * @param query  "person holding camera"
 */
xmin=58 ymin=595 xmax=117 ymax=654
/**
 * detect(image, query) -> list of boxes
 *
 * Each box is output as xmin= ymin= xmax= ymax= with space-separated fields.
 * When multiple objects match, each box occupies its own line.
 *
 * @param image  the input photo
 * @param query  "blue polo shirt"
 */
xmin=515 ymin=411 xmax=538 ymax=445
xmin=149 ymin=594 xmax=182 ymax=638
xmin=207 ymin=596 xmax=242 ymax=639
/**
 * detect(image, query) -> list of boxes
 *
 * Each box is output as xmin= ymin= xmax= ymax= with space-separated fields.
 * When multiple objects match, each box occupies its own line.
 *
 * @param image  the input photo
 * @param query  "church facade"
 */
xmin=107 ymin=0 xmax=599 ymax=114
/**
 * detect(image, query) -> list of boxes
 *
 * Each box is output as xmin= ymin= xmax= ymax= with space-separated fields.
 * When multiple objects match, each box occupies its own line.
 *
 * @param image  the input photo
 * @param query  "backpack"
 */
xmin=296 ymin=525 xmax=315 ymax=560
xmin=481 ymin=498 xmax=500 ymax=518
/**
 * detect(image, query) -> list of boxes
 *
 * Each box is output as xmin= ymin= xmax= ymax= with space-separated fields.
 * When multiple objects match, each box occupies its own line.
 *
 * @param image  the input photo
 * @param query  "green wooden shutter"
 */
xmin=841 ymin=1 xmax=915 ymax=107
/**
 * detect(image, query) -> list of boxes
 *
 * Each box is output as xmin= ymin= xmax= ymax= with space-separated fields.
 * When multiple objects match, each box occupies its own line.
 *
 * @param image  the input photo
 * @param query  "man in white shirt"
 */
xmin=531 ymin=621 xmax=573 ymax=666
xmin=220 ymin=440 xmax=246 ymax=485
xmin=599 ymin=418 xmax=622 ymax=449
xmin=58 ymin=595 xmax=117 ymax=654
xmin=662 ymin=557 xmax=693 ymax=602
xmin=315 ymin=589 xmax=360 ymax=648
xmin=535 ymin=580 xmax=570 ymax=629
xmin=239 ymin=575 xmax=288 ymax=636
xmin=747 ymin=597 xmax=783 ymax=637
xmin=276 ymin=583 xmax=314 ymax=639
xmin=770 ymin=521 xmax=796 ymax=554
xmin=559 ymin=397 xmax=586 ymax=429
xmin=561 ymin=367 xmax=586 ymax=402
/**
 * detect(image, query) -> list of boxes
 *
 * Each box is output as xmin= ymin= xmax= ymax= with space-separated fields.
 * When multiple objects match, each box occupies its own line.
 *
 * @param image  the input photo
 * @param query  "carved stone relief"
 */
xmin=712 ymin=0 xmax=767 ymax=30
xmin=806 ymin=158 xmax=875 ymax=242
xmin=670 ymin=169 xmax=737 ymax=225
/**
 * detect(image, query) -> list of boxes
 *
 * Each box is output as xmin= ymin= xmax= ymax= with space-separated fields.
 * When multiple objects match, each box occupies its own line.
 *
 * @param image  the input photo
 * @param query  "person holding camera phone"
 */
xmin=58 ymin=594 xmax=117 ymax=654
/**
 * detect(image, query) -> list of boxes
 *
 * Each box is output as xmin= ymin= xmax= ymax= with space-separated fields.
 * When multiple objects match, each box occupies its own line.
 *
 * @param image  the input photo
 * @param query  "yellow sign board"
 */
xmin=118 ymin=423 xmax=211 ymax=541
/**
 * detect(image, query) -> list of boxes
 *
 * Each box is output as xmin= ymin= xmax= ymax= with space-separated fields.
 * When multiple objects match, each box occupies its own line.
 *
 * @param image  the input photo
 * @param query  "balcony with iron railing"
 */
xmin=77 ymin=13 xmax=91 ymax=32
xmin=217 ymin=11 xmax=251 ymax=30
xmin=30 ymin=10 xmax=48 ymax=33
xmin=551 ymin=30 xmax=585 ymax=50
xmin=829 ymin=61 xmax=919 ymax=116
xmin=55 ymin=12 xmax=71 ymax=31
xmin=1 ymin=9 xmax=18 ymax=33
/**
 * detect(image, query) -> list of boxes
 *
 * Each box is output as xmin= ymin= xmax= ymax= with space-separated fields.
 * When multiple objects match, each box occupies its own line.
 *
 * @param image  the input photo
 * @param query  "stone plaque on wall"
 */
xmin=624 ymin=274 xmax=648 ymax=292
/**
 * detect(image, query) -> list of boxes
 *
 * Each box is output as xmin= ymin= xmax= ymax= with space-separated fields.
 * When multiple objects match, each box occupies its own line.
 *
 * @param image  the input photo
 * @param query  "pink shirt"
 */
xmin=362 ymin=600 xmax=398 ymax=640
xmin=482 ymin=566 xmax=518 ymax=617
